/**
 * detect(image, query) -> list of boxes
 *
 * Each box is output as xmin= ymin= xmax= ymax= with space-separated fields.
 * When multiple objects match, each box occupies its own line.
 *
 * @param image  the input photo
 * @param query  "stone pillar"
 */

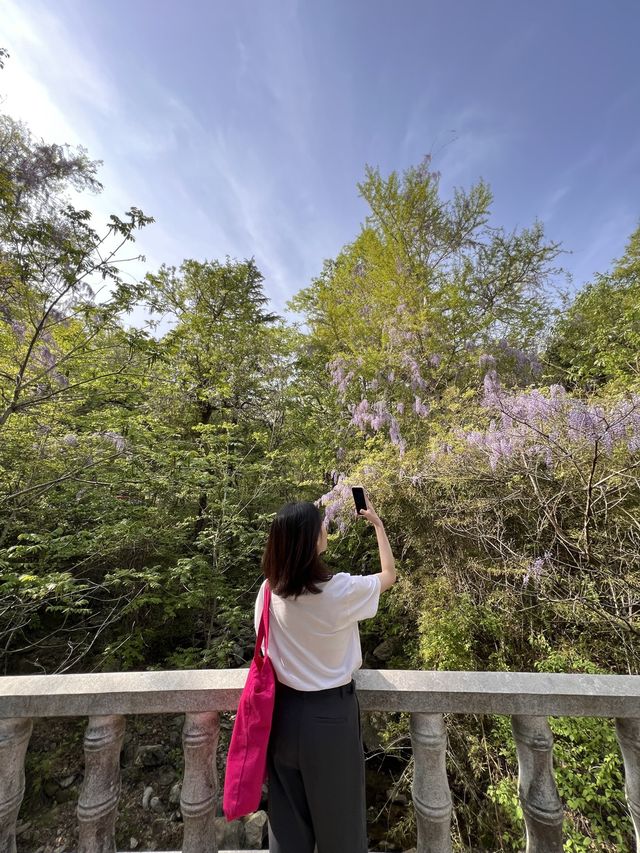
xmin=410 ymin=712 xmax=452 ymax=853
xmin=181 ymin=711 xmax=220 ymax=853
xmin=77 ymin=715 xmax=126 ymax=853
xmin=0 ymin=717 xmax=33 ymax=853
xmin=511 ymin=716 xmax=563 ymax=852
xmin=615 ymin=717 xmax=640 ymax=848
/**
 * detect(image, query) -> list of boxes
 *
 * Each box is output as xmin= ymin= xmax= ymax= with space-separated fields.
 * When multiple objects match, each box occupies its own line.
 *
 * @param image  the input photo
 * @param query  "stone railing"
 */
xmin=0 ymin=668 xmax=639 ymax=852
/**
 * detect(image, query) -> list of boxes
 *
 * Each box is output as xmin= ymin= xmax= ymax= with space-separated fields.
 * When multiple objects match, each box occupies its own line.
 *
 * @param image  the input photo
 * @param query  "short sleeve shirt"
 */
xmin=254 ymin=572 xmax=381 ymax=691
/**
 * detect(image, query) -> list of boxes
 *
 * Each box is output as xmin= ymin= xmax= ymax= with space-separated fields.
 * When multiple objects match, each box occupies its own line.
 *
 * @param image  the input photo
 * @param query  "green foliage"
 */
xmin=547 ymin=225 xmax=640 ymax=388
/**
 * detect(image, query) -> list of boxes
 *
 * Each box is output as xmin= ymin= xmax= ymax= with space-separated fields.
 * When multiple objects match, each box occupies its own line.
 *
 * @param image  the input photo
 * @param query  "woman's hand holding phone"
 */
xmin=354 ymin=488 xmax=396 ymax=590
xmin=354 ymin=489 xmax=384 ymax=529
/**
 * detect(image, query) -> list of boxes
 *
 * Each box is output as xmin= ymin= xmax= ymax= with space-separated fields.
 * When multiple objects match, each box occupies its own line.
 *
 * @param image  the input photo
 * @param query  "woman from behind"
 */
xmin=255 ymin=494 xmax=396 ymax=853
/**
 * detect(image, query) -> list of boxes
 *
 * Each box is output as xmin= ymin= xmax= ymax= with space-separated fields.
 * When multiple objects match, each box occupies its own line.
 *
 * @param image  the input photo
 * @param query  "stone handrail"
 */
xmin=1 ymin=668 xmax=639 ymax=852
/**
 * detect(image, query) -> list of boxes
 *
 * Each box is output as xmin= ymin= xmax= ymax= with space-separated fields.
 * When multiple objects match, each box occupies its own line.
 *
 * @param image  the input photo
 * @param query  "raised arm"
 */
xmin=357 ymin=494 xmax=397 ymax=593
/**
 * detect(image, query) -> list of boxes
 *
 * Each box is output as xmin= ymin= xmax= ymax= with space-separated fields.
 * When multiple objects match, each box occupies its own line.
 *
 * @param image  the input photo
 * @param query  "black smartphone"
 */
xmin=352 ymin=486 xmax=367 ymax=515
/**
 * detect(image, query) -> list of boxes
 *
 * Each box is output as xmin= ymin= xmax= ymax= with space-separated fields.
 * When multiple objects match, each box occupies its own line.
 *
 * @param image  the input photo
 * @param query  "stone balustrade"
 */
xmin=0 ymin=668 xmax=639 ymax=852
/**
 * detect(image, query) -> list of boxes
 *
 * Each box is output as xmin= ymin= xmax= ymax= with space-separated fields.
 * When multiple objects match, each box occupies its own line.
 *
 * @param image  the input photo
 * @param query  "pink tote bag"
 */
xmin=223 ymin=581 xmax=276 ymax=821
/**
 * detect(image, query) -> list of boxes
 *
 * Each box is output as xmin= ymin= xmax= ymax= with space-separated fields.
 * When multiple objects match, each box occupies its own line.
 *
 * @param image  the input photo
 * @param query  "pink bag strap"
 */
xmin=254 ymin=581 xmax=271 ymax=663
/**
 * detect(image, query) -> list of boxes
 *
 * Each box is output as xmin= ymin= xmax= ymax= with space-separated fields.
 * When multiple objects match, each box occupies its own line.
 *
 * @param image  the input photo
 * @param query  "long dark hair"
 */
xmin=262 ymin=502 xmax=332 ymax=599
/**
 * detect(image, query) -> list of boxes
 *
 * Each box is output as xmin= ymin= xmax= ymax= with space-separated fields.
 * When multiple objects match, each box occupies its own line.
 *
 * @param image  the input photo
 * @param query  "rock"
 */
xmin=362 ymin=651 xmax=378 ymax=668
xmin=243 ymin=810 xmax=268 ymax=848
xmin=130 ymin=839 xmax=139 ymax=850
xmin=53 ymin=786 xmax=76 ymax=804
xmin=169 ymin=781 xmax=182 ymax=804
xmin=372 ymin=638 xmax=395 ymax=661
xmin=135 ymin=744 xmax=167 ymax=767
xmin=142 ymin=785 xmax=154 ymax=809
xmin=43 ymin=780 xmax=59 ymax=798
xmin=150 ymin=795 xmax=164 ymax=814
xmin=58 ymin=773 xmax=76 ymax=789
xmin=157 ymin=765 xmax=177 ymax=786
xmin=214 ymin=815 xmax=242 ymax=849
xmin=361 ymin=712 xmax=384 ymax=752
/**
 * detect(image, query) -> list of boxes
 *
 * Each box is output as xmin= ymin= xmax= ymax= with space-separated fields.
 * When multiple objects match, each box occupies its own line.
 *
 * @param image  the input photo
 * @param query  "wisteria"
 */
xmin=95 ymin=431 xmax=127 ymax=452
xmin=10 ymin=320 xmax=26 ymax=342
xmin=328 ymin=356 xmax=354 ymax=398
xmin=523 ymin=551 xmax=550 ymax=587
xmin=497 ymin=338 xmax=542 ymax=375
xmin=467 ymin=370 xmax=640 ymax=468
xmin=478 ymin=353 xmax=496 ymax=369
xmin=401 ymin=352 xmax=428 ymax=390
xmin=317 ymin=477 xmax=353 ymax=534
xmin=413 ymin=396 xmax=430 ymax=417
xmin=346 ymin=397 xmax=406 ymax=454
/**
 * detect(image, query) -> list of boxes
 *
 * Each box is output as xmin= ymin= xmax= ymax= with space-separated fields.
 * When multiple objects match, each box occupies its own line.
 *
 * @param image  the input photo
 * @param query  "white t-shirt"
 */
xmin=254 ymin=572 xmax=381 ymax=691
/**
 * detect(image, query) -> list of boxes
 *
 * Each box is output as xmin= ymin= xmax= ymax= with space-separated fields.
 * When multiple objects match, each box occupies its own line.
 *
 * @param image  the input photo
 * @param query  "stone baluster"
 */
xmin=77 ymin=715 xmax=126 ymax=853
xmin=181 ymin=711 xmax=220 ymax=853
xmin=410 ymin=712 xmax=452 ymax=853
xmin=615 ymin=717 xmax=640 ymax=847
xmin=511 ymin=716 xmax=563 ymax=852
xmin=0 ymin=717 xmax=33 ymax=853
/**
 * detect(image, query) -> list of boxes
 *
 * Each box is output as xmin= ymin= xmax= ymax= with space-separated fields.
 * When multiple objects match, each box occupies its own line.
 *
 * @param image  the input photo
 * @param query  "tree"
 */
xmin=546 ymin=225 xmax=640 ymax=388
xmin=0 ymin=111 xmax=156 ymax=671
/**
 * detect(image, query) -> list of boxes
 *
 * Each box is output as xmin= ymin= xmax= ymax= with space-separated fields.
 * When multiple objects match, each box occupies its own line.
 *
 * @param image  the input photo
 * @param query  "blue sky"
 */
xmin=2 ymin=0 xmax=639 ymax=317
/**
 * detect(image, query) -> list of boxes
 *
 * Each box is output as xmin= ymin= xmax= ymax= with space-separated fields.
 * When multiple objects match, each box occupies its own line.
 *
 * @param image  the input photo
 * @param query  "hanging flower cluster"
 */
xmin=465 ymin=371 xmax=640 ymax=470
xmin=316 ymin=477 xmax=354 ymax=534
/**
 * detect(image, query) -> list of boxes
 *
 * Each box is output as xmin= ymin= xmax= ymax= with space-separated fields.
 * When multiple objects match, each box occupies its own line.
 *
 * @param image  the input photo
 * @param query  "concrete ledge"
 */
xmin=0 ymin=668 xmax=638 ymax=719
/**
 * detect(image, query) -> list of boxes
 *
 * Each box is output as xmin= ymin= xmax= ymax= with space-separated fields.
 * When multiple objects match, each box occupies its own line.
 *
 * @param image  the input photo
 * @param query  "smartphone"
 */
xmin=351 ymin=486 xmax=367 ymax=515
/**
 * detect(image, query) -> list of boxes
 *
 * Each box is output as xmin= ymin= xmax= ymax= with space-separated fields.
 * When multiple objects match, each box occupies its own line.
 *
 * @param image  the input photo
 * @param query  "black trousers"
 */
xmin=266 ymin=678 xmax=368 ymax=853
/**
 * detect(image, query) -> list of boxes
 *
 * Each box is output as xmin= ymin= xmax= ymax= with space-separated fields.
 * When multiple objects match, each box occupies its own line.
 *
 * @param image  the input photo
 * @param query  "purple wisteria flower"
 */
xmin=468 ymin=376 xmax=640 ymax=470
xmin=414 ymin=396 xmax=430 ymax=418
xmin=402 ymin=353 xmax=427 ymax=390
xmin=483 ymin=370 xmax=501 ymax=406
xmin=96 ymin=431 xmax=127 ymax=452
xmin=328 ymin=357 xmax=354 ymax=397
xmin=523 ymin=551 xmax=550 ymax=587
xmin=478 ymin=353 xmax=496 ymax=369
xmin=317 ymin=478 xmax=353 ymax=532
xmin=388 ymin=416 xmax=406 ymax=454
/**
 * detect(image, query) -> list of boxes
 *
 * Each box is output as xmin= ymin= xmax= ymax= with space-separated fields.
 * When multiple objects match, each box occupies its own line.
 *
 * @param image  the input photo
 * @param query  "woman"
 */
xmin=254 ymin=493 xmax=396 ymax=853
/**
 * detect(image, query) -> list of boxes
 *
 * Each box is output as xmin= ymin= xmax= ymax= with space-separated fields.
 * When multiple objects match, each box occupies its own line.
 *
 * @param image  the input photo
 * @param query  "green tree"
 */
xmin=546 ymin=224 xmax=640 ymax=388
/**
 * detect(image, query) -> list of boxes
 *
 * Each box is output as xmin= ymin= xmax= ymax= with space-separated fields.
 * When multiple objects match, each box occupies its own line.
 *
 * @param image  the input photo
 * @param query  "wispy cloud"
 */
xmin=0 ymin=0 xmax=333 ymax=314
xmin=539 ymin=185 xmax=571 ymax=224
